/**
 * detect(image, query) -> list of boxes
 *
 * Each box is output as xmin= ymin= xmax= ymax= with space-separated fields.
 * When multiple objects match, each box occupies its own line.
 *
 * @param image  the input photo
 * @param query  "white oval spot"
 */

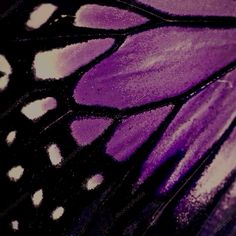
xmin=47 ymin=144 xmax=63 ymax=166
xmin=32 ymin=189 xmax=43 ymax=207
xmin=21 ymin=97 xmax=57 ymax=120
xmin=0 ymin=55 xmax=12 ymax=91
xmin=26 ymin=3 xmax=58 ymax=30
xmin=51 ymin=206 xmax=64 ymax=220
xmin=7 ymin=166 xmax=24 ymax=182
xmin=6 ymin=130 xmax=17 ymax=146
xmin=11 ymin=220 xmax=19 ymax=231
xmin=86 ymin=174 xmax=104 ymax=190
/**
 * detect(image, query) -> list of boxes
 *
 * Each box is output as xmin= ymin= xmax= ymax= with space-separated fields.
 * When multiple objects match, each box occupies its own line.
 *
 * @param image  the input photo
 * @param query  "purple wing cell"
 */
xmin=106 ymin=105 xmax=173 ymax=161
xmin=70 ymin=118 xmax=112 ymax=146
xmin=74 ymin=4 xmax=148 ymax=30
xmin=74 ymin=27 xmax=236 ymax=109
xmin=198 ymin=181 xmax=236 ymax=236
xmin=175 ymin=128 xmax=236 ymax=227
xmin=137 ymin=68 xmax=236 ymax=188
xmin=135 ymin=0 xmax=236 ymax=17
xmin=33 ymin=38 xmax=114 ymax=80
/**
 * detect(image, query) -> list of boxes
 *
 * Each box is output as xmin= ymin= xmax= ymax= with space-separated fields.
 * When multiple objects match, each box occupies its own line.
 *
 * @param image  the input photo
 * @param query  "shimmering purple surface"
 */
xmin=138 ymin=68 xmax=236 ymax=187
xmin=74 ymin=27 xmax=236 ymax=109
xmin=175 ymin=128 xmax=236 ymax=228
xmin=199 ymin=181 xmax=236 ymax=236
xmin=74 ymin=4 xmax=147 ymax=30
xmin=71 ymin=118 xmax=112 ymax=146
xmin=136 ymin=0 xmax=236 ymax=16
xmin=106 ymin=106 xmax=173 ymax=161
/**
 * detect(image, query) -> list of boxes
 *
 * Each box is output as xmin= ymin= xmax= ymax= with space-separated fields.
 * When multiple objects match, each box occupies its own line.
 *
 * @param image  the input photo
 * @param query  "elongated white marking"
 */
xmin=51 ymin=206 xmax=64 ymax=220
xmin=86 ymin=174 xmax=104 ymax=190
xmin=6 ymin=131 xmax=17 ymax=145
xmin=33 ymin=38 xmax=114 ymax=80
xmin=21 ymin=97 xmax=57 ymax=120
xmin=7 ymin=166 xmax=24 ymax=182
xmin=26 ymin=3 xmax=58 ymax=30
xmin=47 ymin=144 xmax=63 ymax=166
xmin=32 ymin=189 xmax=43 ymax=207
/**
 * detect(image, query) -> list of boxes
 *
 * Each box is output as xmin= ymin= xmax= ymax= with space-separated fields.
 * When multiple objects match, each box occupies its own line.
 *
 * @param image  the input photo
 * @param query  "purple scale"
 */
xmin=74 ymin=27 xmax=236 ymax=109
xmin=136 ymin=68 xmax=236 ymax=189
xmin=174 ymin=128 xmax=236 ymax=227
xmin=70 ymin=118 xmax=112 ymax=146
xmin=74 ymin=4 xmax=147 ymax=30
xmin=198 ymin=182 xmax=236 ymax=236
xmin=136 ymin=0 xmax=236 ymax=17
xmin=106 ymin=105 xmax=173 ymax=161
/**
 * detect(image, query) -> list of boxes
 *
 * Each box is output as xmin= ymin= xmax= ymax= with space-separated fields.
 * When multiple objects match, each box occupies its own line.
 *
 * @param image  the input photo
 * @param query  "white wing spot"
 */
xmin=21 ymin=97 xmax=57 ymax=120
xmin=47 ymin=144 xmax=63 ymax=166
xmin=26 ymin=3 xmax=58 ymax=30
xmin=51 ymin=206 xmax=64 ymax=220
xmin=86 ymin=174 xmax=104 ymax=190
xmin=11 ymin=220 xmax=19 ymax=231
xmin=6 ymin=131 xmax=17 ymax=146
xmin=0 ymin=55 xmax=12 ymax=91
xmin=32 ymin=189 xmax=43 ymax=207
xmin=7 ymin=166 xmax=24 ymax=182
